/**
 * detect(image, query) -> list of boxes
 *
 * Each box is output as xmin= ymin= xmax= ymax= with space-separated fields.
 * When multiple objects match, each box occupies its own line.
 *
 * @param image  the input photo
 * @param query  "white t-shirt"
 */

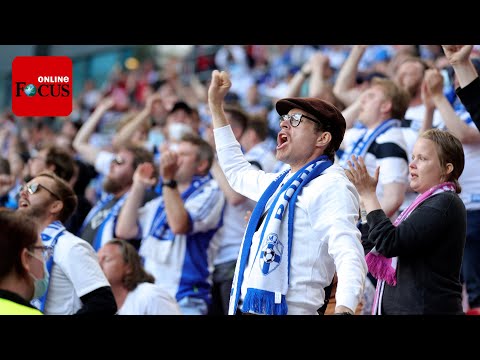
xmin=138 ymin=178 xmax=225 ymax=302
xmin=342 ymin=124 xmax=409 ymax=202
xmin=117 ymin=282 xmax=182 ymax=315
xmin=43 ymin=228 xmax=111 ymax=315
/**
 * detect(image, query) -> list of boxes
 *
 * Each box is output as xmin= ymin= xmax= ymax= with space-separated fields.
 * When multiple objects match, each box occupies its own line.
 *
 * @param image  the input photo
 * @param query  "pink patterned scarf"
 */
xmin=368 ymin=181 xmax=456 ymax=314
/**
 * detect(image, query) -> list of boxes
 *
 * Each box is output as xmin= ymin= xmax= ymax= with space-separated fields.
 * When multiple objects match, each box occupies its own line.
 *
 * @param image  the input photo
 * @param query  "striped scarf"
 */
xmin=229 ymin=155 xmax=333 ymax=315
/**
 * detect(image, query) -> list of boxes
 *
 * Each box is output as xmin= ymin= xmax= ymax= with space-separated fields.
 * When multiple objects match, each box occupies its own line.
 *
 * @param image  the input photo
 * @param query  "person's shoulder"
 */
xmin=320 ymin=163 xmax=350 ymax=182
xmin=202 ymin=176 xmax=227 ymax=194
xmin=425 ymin=191 xmax=466 ymax=214
xmin=307 ymin=164 xmax=355 ymax=194
xmin=379 ymin=125 xmax=407 ymax=146
xmin=136 ymin=282 xmax=174 ymax=300
xmin=57 ymin=230 xmax=97 ymax=254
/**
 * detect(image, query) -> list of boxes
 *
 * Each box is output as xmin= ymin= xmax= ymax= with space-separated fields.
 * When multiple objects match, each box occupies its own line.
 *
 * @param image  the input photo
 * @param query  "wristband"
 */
xmin=162 ymin=179 xmax=177 ymax=189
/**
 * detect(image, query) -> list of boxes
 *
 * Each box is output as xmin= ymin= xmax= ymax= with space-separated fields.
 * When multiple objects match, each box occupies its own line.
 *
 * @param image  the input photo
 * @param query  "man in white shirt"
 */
xmin=17 ymin=171 xmax=116 ymax=315
xmin=208 ymin=70 xmax=367 ymax=315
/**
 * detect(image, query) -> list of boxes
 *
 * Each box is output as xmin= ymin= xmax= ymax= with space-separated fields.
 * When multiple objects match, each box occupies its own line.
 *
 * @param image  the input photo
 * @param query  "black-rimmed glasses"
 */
xmin=20 ymin=182 xmax=60 ymax=200
xmin=29 ymin=245 xmax=54 ymax=262
xmin=279 ymin=113 xmax=321 ymax=127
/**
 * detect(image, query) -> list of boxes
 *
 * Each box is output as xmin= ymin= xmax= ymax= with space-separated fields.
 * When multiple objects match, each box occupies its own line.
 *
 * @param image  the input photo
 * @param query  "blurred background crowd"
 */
xmin=1 ymin=44 xmax=479 ymax=315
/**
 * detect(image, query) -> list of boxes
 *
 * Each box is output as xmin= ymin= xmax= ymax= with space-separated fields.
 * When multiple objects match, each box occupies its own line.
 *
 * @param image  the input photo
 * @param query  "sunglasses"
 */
xmin=111 ymin=155 xmax=126 ymax=165
xmin=20 ymin=182 xmax=60 ymax=200
xmin=279 ymin=113 xmax=321 ymax=127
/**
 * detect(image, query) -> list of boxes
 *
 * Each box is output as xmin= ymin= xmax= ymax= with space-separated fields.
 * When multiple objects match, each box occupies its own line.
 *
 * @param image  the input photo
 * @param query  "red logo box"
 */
xmin=12 ymin=56 xmax=72 ymax=117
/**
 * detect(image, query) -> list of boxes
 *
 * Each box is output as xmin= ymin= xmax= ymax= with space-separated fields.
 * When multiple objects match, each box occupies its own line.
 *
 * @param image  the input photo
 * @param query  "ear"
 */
xmin=445 ymin=163 xmax=454 ymax=176
xmin=49 ymin=199 xmax=64 ymax=217
xmin=21 ymin=248 xmax=32 ymax=274
xmin=316 ymin=131 xmax=332 ymax=148
xmin=197 ymin=159 xmax=210 ymax=175
xmin=47 ymin=164 xmax=56 ymax=173
xmin=380 ymin=99 xmax=392 ymax=115
xmin=124 ymin=264 xmax=132 ymax=275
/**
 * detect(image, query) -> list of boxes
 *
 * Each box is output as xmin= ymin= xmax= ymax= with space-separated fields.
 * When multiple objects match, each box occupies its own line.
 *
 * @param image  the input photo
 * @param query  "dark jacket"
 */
xmin=366 ymin=191 xmax=466 ymax=315
xmin=456 ymin=77 xmax=480 ymax=132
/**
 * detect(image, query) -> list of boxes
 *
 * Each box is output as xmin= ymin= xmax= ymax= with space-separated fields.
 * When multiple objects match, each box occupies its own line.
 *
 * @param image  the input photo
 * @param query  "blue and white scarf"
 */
xmin=338 ymin=119 xmax=400 ymax=168
xmin=78 ymin=193 xmax=129 ymax=251
xmin=229 ymin=155 xmax=333 ymax=315
xmin=150 ymin=175 xmax=212 ymax=239
xmin=139 ymin=174 xmax=212 ymax=263
xmin=31 ymin=221 xmax=66 ymax=312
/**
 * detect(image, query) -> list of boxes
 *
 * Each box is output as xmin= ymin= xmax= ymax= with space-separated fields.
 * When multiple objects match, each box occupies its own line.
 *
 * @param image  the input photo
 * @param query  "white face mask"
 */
xmin=28 ymin=253 xmax=50 ymax=300
xmin=168 ymin=123 xmax=193 ymax=141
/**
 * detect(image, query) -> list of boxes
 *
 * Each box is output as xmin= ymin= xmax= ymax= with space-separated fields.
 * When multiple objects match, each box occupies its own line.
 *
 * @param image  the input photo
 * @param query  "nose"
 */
xmin=280 ymin=117 xmax=290 ymax=129
xmin=19 ymin=186 xmax=29 ymax=197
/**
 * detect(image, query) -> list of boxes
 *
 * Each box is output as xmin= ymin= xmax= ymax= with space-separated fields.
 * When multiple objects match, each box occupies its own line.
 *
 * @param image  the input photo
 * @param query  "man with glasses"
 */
xmin=208 ymin=70 xmax=367 ymax=315
xmin=76 ymin=145 xmax=154 ymax=251
xmin=17 ymin=171 xmax=117 ymax=315
xmin=73 ymin=96 xmax=156 ymax=252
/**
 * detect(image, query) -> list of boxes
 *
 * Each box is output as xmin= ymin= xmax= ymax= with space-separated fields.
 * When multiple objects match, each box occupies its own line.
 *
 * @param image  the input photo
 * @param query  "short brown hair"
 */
xmin=40 ymin=144 xmax=75 ymax=182
xmin=36 ymin=171 xmax=78 ymax=223
xmin=370 ymin=77 xmax=411 ymax=120
xmin=0 ymin=209 xmax=39 ymax=279
xmin=180 ymin=133 xmax=215 ymax=174
xmin=224 ymin=105 xmax=249 ymax=133
xmin=123 ymin=144 xmax=155 ymax=171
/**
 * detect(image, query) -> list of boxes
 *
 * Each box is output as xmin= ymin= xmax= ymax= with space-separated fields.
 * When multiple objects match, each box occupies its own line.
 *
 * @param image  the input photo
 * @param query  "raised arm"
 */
xmin=159 ymin=150 xmax=190 ymax=234
xmin=425 ymin=68 xmax=480 ymax=144
xmin=442 ymin=45 xmax=476 ymax=88
xmin=73 ymin=97 xmax=115 ymax=165
xmin=208 ymin=70 xmax=232 ymax=129
xmin=112 ymin=93 xmax=163 ymax=149
xmin=419 ymin=73 xmax=436 ymax=135
xmin=189 ymin=73 xmax=208 ymax=104
xmin=285 ymin=60 xmax=311 ymax=97
xmin=308 ymin=52 xmax=332 ymax=98
xmin=333 ymin=45 xmax=368 ymax=107
xmin=115 ymin=162 xmax=156 ymax=239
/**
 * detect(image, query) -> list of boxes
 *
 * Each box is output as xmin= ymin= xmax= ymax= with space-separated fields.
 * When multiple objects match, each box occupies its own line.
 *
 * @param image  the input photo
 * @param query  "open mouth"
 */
xmin=277 ymin=132 xmax=289 ymax=149
xmin=18 ymin=199 xmax=30 ymax=208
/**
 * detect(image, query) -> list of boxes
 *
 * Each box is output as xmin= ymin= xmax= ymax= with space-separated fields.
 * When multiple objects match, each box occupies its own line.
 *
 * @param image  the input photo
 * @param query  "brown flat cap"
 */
xmin=275 ymin=97 xmax=346 ymax=151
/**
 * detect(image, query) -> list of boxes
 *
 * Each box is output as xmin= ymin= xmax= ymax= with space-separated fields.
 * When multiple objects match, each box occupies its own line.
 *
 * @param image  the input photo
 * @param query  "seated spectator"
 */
xmin=98 ymin=239 xmax=181 ymax=315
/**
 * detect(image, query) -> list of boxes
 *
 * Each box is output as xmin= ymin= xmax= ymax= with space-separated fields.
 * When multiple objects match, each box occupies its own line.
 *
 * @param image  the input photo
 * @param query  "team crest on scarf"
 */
xmin=259 ymin=233 xmax=283 ymax=274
